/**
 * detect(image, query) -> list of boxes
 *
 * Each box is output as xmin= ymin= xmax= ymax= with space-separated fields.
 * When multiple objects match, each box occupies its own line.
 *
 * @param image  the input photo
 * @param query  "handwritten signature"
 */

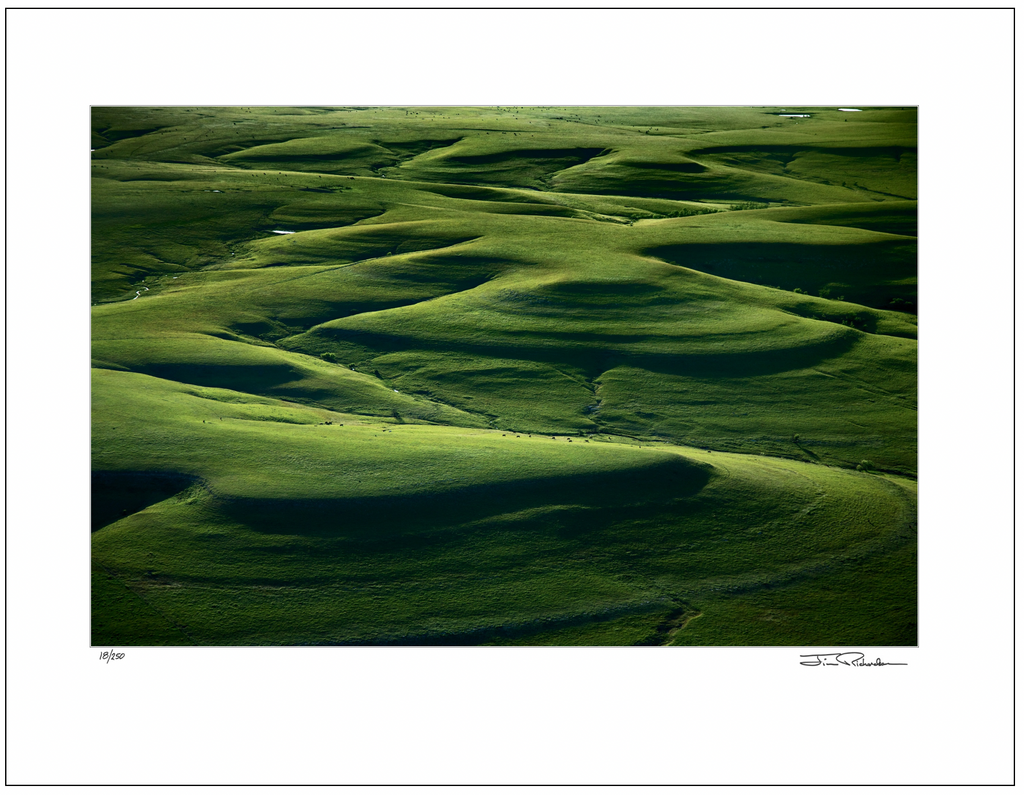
xmin=800 ymin=652 xmax=907 ymax=667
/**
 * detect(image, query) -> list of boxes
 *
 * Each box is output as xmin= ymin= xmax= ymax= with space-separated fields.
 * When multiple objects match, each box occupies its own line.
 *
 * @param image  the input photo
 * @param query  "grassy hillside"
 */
xmin=92 ymin=106 xmax=917 ymax=645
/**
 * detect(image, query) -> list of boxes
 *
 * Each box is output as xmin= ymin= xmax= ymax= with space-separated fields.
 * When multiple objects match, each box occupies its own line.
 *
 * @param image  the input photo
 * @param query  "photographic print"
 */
xmin=91 ymin=105 xmax=917 ymax=647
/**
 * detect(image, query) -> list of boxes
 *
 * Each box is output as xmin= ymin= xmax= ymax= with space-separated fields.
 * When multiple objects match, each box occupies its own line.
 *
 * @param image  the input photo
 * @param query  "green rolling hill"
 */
xmin=92 ymin=106 xmax=917 ymax=645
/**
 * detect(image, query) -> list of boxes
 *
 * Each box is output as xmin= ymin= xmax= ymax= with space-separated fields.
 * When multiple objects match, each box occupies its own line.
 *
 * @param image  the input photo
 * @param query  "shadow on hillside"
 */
xmin=92 ymin=471 xmax=203 ymax=531
xmin=646 ymin=240 xmax=917 ymax=312
xmin=216 ymin=456 xmax=712 ymax=550
xmin=307 ymin=324 xmax=862 ymax=381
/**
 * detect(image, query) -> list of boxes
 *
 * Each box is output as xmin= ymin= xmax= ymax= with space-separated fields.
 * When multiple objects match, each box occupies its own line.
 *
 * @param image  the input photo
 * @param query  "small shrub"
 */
xmin=888 ymin=297 xmax=916 ymax=313
xmin=663 ymin=207 xmax=720 ymax=219
xmin=320 ymin=352 xmax=337 ymax=363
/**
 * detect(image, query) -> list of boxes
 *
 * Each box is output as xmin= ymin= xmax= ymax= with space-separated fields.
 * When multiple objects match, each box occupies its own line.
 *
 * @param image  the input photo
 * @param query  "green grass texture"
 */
xmin=92 ymin=106 xmax=916 ymax=645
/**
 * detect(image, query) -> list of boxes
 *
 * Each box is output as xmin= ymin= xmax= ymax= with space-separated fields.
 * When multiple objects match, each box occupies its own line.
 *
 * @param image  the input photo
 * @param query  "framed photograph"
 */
xmin=6 ymin=6 xmax=1013 ymax=786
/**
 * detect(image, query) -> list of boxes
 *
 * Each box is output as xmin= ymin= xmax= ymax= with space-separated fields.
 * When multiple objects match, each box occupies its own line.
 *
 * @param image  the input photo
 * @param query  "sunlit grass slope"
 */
xmin=92 ymin=369 xmax=914 ymax=645
xmin=92 ymin=106 xmax=916 ymax=645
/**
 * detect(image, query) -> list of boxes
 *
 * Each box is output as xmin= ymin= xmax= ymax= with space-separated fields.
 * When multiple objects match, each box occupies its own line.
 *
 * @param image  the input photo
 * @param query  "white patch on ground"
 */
xmin=779 ymin=114 xmax=810 ymax=118
xmin=838 ymin=108 xmax=862 ymax=112
xmin=271 ymin=230 xmax=296 ymax=235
